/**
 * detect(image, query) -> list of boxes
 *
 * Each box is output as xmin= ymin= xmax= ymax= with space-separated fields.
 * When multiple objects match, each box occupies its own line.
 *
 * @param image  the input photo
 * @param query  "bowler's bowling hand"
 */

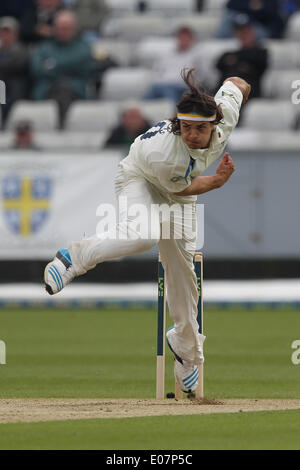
xmin=223 ymin=76 xmax=251 ymax=104
xmin=216 ymin=152 xmax=235 ymax=184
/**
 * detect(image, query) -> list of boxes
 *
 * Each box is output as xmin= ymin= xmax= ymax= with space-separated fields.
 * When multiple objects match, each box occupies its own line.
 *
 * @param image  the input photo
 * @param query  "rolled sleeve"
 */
xmin=214 ymin=81 xmax=243 ymax=136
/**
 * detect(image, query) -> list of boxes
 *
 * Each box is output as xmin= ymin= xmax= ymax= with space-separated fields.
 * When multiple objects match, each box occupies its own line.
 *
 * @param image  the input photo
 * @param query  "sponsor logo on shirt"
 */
xmin=171 ymin=176 xmax=184 ymax=183
xmin=221 ymin=91 xmax=239 ymax=105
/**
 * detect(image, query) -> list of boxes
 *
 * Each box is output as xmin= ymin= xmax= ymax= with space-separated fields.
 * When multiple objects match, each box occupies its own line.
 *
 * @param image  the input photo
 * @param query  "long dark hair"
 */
xmin=169 ymin=68 xmax=223 ymax=135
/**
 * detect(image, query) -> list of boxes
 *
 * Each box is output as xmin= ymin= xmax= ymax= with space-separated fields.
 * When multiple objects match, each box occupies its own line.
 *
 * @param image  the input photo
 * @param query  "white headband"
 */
xmin=177 ymin=112 xmax=216 ymax=122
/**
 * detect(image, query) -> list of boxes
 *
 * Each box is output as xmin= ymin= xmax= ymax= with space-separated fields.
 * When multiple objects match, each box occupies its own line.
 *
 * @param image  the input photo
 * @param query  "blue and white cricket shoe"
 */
xmin=44 ymin=249 xmax=76 ymax=295
xmin=166 ymin=327 xmax=202 ymax=393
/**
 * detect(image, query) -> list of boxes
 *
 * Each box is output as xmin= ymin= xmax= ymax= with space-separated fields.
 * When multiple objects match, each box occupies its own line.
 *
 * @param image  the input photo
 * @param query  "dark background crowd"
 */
xmin=0 ymin=0 xmax=113 ymax=128
xmin=0 ymin=0 xmax=300 ymax=146
xmin=1 ymin=0 xmax=300 ymax=283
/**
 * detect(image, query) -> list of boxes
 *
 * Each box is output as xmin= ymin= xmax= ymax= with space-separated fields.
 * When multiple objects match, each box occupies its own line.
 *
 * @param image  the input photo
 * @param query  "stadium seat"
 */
xmin=134 ymin=37 xmax=175 ymax=67
xmin=285 ymin=12 xmax=300 ymax=40
xmin=0 ymin=130 xmax=106 ymax=151
xmin=106 ymin=0 xmax=136 ymax=16
xmin=6 ymin=100 xmax=58 ymax=131
xmin=92 ymin=40 xmax=134 ymax=66
xmin=65 ymin=101 xmax=120 ymax=132
xmin=266 ymin=41 xmax=300 ymax=70
xmin=242 ymin=100 xmax=296 ymax=131
xmin=106 ymin=0 xmax=136 ymax=10
xmin=100 ymin=68 xmax=153 ymax=100
xmin=262 ymin=70 xmax=300 ymax=99
xmin=35 ymin=131 xmax=107 ymax=150
xmin=265 ymin=131 xmax=300 ymax=150
xmin=102 ymin=14 xmax=168 ymax=41
xmin=106 ymin=0 xmax=194 ymax=16
xmin=228 ymin=129 xmax=267 ymax=150
xmin=147 ymin=0 xmax=194 ymax=15
xmin=228 ymin=129 xmax=300 ymax=151
xmin=170 ymin=14 xmax=222 ymax=39
xmin=193 ymin=39 xmax=238 ymax=88
xmin=0 ymin=131 xmax=13 ymax=148
xmin=203 ymin=0 xmax=227 ymax=11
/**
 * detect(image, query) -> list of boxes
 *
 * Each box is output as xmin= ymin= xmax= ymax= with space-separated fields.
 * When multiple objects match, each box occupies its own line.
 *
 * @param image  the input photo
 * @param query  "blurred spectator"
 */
xmin=281 ymin=0 xmax=300 ymax=27
xmin=195 ymin=0 xmax=204 ymax=11
xmin=144 ymin=27 xmax=199 ymax=103
xmin=282 ymin=0 xmax=300 ymax=15
xmin=0 ymin=0 xmax=34 ymax=20
xmin=217 ymin=0 xmax=285 ymax=39
xmin=137 ymin=1 xmax=148 ymax=12
xmin=90 ymin=53 xmax=118 ymax=99
xmin=134 ymin=0 xmax=205 ymax=12
xmin=215 ymin=16 xmax=268 ymax=99
xmin=11 ymin=120 xmax=41 ymax=150
xmin=20 ymin=0 xmax=63 ymax=44
xmin=0 ymin=17 xmax=29 ymax=125
xmin=62 ymin=0 xmax=108 ymax=41
xmin=30 ymin=10 xmax=94 ymax=128
xmin=104 ymin=107 xmax=151 ymax=152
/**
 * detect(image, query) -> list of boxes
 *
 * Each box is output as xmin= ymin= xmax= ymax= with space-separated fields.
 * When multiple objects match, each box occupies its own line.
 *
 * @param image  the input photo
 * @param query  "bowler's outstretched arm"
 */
xmin=174 ymin=152 xmax=235 ymax=196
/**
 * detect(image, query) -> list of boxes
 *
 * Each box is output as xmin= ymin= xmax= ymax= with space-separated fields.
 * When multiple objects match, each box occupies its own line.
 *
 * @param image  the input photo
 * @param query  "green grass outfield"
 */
xmin=0 ymin=410 xmax=300 ymax=450
xmin=0 ymin=306 xmax=300 ymax=449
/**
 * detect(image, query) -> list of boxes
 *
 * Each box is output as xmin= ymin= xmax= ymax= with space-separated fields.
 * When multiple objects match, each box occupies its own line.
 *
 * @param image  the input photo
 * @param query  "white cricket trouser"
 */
xmin=68 ymin=166 xmax=203 ymax=364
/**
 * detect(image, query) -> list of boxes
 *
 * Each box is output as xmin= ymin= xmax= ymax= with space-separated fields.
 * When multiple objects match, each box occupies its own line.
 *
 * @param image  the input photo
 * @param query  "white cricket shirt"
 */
xmin=119 ymin=81 xmax=243 ymax=201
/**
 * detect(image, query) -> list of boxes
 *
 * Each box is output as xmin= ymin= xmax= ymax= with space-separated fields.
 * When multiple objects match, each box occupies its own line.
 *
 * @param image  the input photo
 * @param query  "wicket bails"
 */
xmin=156 ymin=252 xmax=204 ymax=399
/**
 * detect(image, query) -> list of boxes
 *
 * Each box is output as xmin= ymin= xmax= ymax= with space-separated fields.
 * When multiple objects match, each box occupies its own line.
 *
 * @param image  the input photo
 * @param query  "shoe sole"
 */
xmin=167 ymin=327 xmax=199 ymax=393
xmin=44 ymin=250 xmax=73 ymax=296
xmin=166 ymin=327 xmax=183 ymax=364
xmin=44 ymin=262 xmax=55 ymax=296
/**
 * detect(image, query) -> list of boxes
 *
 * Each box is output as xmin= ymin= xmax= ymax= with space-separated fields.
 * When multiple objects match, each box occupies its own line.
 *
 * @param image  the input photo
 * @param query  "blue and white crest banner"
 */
xmin=0 ymin=152 xmax=119 ymax=259
xmin=3 ymin=175 xmax=51 ymax=236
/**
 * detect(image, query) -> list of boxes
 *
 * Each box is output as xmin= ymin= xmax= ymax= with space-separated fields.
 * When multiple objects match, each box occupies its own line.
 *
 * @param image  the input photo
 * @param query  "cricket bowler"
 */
xmin=44 ymin=68 xmax=251 ymax=393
